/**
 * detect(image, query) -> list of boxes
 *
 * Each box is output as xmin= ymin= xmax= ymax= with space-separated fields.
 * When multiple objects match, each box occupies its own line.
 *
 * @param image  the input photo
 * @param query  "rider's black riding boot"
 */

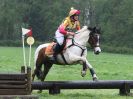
xmin=50 ymin=43 xmax=61 ymax=61
xmin=53 ymin=43 xmax=61 ymax=56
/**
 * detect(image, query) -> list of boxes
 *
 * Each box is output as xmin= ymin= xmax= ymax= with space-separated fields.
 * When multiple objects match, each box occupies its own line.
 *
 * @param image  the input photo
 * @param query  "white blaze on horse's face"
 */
xmin=94 ymin=34 xmax=101 ymax=55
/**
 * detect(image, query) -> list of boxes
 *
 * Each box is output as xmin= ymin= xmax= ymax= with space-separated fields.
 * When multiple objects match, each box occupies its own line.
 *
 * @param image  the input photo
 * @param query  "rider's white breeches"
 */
xmin=55 ymin=30 xmax=64 ymax=45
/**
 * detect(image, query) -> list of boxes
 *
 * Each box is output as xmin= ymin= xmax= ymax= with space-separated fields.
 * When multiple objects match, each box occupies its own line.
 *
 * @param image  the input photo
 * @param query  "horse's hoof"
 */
xmin=81 ymin=71 xmax=86 ymax=77
xmin=93 ymin=77 xmax=98 ymax=81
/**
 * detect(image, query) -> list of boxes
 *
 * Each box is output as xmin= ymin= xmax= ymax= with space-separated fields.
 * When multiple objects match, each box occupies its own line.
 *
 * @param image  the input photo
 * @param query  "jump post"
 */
xmin=32 ymin=80 xmax=133 ymax=95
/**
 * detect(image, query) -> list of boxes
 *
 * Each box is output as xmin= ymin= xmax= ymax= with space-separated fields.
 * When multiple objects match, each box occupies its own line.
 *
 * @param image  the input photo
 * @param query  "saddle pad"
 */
xmin=45 ymin=42 xmax=56 ymax=55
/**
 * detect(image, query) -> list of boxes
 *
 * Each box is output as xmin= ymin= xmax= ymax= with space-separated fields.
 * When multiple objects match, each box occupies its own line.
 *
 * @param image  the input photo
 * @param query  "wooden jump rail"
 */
xmin=0 ymin=66 xmax=39 ymax=99
xmin=0 ymin=66 xmax=38 ymax=99
xmin=32 ymin=80 xmax=133 ymax=95
xmin=0 ymin=66 xmax=31 ymax=95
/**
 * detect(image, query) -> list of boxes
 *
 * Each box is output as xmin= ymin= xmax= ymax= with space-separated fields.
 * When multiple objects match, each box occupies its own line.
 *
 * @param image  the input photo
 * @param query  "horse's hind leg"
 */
xmin=37 ymin=62 xmax=53 ymax=93
xmin=41 ymin=62 xmax=53 ymax=81
xmin=32 ymin=60 xmax=43 ymax=81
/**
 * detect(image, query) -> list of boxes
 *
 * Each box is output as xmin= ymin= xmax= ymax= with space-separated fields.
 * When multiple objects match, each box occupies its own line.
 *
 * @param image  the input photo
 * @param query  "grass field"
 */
xmin=0 ymin=47 xmax=133 ymax=99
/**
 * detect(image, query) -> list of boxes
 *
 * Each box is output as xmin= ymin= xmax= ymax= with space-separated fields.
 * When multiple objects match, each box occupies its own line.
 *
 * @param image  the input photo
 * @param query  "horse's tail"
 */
xmin=34 ymin=43 xmax=50 ymax=70
xmin=32 ymin=43 xmax=50 ymax=80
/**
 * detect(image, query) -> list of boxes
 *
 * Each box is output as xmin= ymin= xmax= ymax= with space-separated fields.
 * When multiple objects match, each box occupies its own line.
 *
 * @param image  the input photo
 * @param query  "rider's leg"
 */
xmin=54 ymin=30 xmax=65 ymax=54
xmin=51 ymin=31 xmax=64 ymax=61
xmin=53 ymin=43 xmax=61 ymax=55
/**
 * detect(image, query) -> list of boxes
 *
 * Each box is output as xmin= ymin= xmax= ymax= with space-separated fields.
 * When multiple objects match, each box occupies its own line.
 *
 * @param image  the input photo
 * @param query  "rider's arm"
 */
xmin=76 ymin=21 xmax=80 ymax=30
xmin=59 ymin=24 xmax=75 ymax=36
xmin=59 ymin=19 xmax=75 ymax=36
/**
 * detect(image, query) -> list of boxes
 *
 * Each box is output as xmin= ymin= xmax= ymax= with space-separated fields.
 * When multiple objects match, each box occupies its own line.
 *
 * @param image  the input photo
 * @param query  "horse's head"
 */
xmin=88 ymin=27 xmax=101 ymax=55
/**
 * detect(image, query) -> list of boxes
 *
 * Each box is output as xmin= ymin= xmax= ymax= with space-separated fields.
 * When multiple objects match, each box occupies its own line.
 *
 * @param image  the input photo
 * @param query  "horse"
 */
xmin=32 ymin=26 xmax=101 ymax=82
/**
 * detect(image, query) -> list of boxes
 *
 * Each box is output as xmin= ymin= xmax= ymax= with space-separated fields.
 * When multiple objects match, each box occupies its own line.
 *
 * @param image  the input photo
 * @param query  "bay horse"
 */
xmin=32 ymin=26 xmax=101 ymax=82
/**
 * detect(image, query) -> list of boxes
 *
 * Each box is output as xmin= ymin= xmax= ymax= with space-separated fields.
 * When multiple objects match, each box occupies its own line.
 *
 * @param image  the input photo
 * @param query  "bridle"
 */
xmin=66 ymin=27 xmax=101 ymax=56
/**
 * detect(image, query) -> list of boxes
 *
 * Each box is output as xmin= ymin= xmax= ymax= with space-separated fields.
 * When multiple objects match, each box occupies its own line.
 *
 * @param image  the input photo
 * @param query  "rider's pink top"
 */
xmin=58 ymin=17 xmax=80 ymax=35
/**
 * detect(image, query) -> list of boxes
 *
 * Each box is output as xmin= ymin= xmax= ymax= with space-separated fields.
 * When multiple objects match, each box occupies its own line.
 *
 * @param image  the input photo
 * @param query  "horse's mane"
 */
xmin=76 ymin=26 xmax=88 ymax=34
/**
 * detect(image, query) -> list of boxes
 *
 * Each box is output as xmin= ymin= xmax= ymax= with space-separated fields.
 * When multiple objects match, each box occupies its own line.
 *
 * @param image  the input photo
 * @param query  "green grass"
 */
xmin=0 ymin=47 xmax=133 ymax=99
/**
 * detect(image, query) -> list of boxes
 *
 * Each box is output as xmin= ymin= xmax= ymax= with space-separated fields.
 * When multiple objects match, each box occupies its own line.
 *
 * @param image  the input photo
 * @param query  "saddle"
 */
xmin=45 ymin=42 xmax=66 ymax=56
xmin=45 ymin=42 xmax=56 ymax=56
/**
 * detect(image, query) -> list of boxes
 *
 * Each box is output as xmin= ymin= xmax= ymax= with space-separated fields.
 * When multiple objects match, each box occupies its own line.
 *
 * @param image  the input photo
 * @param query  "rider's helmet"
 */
xmin=69 ymin=7 xmax=80 ymax=17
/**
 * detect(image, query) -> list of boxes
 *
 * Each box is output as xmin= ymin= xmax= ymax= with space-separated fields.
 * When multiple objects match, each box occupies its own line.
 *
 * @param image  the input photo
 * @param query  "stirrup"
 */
xmin=49 ymin=57 xmax=54 ymax=61
xmin=49 ymin=55 xmax=56 ymax=62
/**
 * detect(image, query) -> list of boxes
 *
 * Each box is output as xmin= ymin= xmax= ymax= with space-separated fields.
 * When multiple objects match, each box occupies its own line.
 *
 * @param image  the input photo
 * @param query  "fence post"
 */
xmin=119 ymin=82 xmax=130 ymax=95
xmin=49 ymin=84 xmax=60 ymax=94
xmin=27 ymin=67 xmax=32 ymax=94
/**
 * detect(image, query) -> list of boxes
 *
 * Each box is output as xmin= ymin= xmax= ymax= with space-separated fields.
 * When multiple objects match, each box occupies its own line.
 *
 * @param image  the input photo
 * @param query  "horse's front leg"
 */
xmin=68 ymin=53 xmax=97 ymax=81
xmin=85 ymin=59 xmax=98 ymax=81
xmin=81 ymin=61 xmax=87 ymax=77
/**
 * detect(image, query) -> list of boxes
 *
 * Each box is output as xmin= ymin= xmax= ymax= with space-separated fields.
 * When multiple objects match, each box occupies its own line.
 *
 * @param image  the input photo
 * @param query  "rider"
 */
xmin=53 ymin=7 xmax=81 ymax=58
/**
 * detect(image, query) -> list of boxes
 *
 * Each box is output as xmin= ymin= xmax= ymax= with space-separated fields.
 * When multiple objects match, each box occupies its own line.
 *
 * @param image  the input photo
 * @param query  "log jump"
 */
xmin=32 ymin=80 xmax=133 ymax=95
xmin=0 ymin=66 xmax=132 ymax=96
